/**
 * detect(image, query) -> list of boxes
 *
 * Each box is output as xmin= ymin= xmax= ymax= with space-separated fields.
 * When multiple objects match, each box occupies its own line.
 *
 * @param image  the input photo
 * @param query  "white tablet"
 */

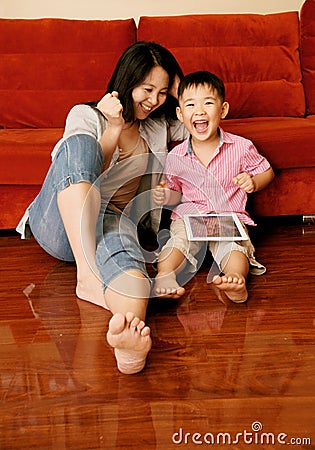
xmin=183 ymin=213 xmax=248 ymax=241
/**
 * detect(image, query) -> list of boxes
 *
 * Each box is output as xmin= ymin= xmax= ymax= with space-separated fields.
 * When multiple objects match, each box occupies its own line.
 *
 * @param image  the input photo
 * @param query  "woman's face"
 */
xmin=132 ymin=66 xmax=169 ymax=120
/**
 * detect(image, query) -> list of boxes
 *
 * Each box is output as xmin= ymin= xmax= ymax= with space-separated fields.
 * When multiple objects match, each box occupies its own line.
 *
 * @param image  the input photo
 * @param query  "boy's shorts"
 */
xmin=161 ymin=218 xmax=266 ymax=276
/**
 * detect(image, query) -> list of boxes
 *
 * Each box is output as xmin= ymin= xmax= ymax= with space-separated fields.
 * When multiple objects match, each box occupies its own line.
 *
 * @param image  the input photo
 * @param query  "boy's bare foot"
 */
xmin=76 ymin=273 xmax=109 ymax=310
xmin=106 ymin=312 xmax=152 ymax=374
xmin=212 ymin=274 xmax=248 ymax=303
xmin=153 ymin=271 xmax=186 ymax=299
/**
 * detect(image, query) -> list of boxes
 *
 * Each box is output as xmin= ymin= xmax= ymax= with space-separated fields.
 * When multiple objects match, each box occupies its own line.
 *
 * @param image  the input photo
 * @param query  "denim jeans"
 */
xmin=29 ymin=134 xmax=148 ymax=288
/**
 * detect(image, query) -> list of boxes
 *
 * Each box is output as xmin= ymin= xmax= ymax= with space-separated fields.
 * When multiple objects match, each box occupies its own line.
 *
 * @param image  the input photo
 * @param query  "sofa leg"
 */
xmin=303 ymin=215 xmax=315 ymax=225
xmin=302 ymin=215 xmax=315 ymax=235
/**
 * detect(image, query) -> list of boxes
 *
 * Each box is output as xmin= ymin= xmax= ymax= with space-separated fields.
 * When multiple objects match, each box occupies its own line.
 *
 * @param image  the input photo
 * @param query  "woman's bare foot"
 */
xmin=153 ymin=271 xmax=186 ymax=299
xmin=76 ymin=272 xmax=109 ymax=310
xmin=106 ymin=312 xmax=152 ymax=374
xmin=212 ymin=274 xmax=248 ymax=303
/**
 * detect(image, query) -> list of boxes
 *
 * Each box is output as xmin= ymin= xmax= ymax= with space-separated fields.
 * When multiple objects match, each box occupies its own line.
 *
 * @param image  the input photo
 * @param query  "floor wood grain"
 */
xmin=0 ymin=217 xmax=314 ymax=449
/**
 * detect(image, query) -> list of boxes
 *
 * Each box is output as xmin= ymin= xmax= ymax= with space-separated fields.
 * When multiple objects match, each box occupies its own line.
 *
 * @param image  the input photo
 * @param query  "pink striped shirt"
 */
xmin=164 ymin=128 xmax=271 ymax=226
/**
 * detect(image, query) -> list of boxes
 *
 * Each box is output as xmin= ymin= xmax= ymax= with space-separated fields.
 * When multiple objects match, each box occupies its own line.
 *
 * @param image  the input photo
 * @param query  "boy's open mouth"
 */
xmin=193 ymin=120 xmax=208 ymax=133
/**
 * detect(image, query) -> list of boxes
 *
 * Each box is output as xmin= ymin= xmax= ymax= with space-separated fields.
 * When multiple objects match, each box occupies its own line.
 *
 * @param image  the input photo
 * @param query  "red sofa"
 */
xmin=137 ymin=1 xmax=315 ymax=218
xmin=0 ymin=18 xmax=137 ymax=229
xmin=0 ymin=0 xmax=314 ymax=229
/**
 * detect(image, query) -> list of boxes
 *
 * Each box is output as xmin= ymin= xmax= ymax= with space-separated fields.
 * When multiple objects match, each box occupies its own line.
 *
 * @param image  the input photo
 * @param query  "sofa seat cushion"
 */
xmin=138 ymin=12 xmax=305 ymax=119
xmin=251 ymin=167 xmax=315 ymax=217
xmin=221 ymin=116 xmax=315 ymax=170
xmin=0 ymin=128 xmax=63 ymax=184
xmin=0 ymin=185 xmax=42 ymax=229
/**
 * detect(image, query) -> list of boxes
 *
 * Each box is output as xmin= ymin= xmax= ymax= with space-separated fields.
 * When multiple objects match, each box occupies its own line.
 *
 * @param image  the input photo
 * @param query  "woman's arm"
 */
xmin=97 ymin=91 xmax=124 ymax=169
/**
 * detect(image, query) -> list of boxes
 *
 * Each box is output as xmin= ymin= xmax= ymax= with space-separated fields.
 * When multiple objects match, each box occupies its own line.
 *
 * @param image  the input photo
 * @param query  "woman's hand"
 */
xmin=97 ymin=91 xmax=124 ymax=167
xmin=97 ymin=91 xmax=124 ymax=129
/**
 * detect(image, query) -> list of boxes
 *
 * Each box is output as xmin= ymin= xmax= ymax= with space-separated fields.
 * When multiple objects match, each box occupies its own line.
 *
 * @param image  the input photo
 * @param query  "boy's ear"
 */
xmin=176 ymin=106 xmax=184 ymax=122
xmin=221 ymin=101 xmax=229 ymax=119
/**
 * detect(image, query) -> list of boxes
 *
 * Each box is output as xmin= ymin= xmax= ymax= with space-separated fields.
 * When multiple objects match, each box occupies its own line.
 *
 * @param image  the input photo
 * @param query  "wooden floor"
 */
xmin=0 ymin=217 xmax=314 ymax=450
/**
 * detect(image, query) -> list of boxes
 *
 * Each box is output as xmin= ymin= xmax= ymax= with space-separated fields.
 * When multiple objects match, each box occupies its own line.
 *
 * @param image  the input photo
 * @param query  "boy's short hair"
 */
xmin=178 ymin=70 xmax=225 ymax=102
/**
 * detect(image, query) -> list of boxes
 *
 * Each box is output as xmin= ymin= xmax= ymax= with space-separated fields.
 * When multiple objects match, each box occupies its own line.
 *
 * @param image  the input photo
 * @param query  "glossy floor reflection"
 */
xmin=0 ymin=218 xmax=314 ymax=449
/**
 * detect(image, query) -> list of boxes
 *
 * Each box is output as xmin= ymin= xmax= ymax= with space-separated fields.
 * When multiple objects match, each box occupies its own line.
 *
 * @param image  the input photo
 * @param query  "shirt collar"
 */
xmin=187 ymin=127 xmax=232 ymax=155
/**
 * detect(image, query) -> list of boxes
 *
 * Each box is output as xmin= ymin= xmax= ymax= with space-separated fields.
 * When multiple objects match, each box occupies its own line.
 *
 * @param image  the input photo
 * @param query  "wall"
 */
xmin=0 ymin=0 xmax=305 ymax=23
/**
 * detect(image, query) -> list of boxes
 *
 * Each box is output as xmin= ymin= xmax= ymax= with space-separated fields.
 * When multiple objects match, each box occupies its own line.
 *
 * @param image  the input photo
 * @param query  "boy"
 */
xmin=152 ymin=71 xmax=274 ymax=303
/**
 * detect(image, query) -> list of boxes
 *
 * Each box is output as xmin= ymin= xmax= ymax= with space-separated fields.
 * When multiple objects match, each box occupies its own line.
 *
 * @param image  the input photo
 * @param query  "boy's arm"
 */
xmin=233 ymin=167 xmax=274 ymax=193
xmin=153 ymin=180 xmax=182 ymax=206
xmin=252 ymin=167 xmax=275 ymax=192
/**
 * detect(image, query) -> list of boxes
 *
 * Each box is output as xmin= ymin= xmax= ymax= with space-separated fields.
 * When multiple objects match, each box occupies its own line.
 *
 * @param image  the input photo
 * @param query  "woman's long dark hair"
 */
xmin=89 ymin=41 xmax=183 ymax=122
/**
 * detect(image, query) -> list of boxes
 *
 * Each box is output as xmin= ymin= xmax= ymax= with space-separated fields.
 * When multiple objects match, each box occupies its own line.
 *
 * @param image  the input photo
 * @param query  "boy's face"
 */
xmin=176 ymin=84 xmax=229 ymax=143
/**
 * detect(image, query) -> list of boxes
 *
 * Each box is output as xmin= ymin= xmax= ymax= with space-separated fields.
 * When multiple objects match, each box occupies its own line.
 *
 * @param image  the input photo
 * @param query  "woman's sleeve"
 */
xmin=63 ymin=104 xmax=100 ymax=140
xmin=169 ymin=120 xmax=189 ymax=142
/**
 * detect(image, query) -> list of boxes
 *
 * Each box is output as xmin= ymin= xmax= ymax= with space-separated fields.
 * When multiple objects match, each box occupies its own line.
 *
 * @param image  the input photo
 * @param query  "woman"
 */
xmin=17 ymin=41 xmax=188 ymax=374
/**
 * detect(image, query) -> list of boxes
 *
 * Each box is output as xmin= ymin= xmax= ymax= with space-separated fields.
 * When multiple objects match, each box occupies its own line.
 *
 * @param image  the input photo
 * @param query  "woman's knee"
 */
xmin=108 ymin=270 xmax=151 ymax=299
xmin=56 ymin=134 xmax=104 ymax=179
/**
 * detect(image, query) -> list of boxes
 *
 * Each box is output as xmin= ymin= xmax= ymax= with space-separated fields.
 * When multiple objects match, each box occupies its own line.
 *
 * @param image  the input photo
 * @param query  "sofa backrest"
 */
xmin=0 ymin=18 xmax=136 ymax=128
xmin=138 ymin=12 xmax=305 ymax=119
xmin=300 ymin=0 xmax=315 ymax=115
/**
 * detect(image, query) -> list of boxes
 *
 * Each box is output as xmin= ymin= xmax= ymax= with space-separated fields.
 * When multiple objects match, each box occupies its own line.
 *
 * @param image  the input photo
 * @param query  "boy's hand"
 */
xmin=153 ymin=180 xmax=170 ymax=205
xmin=233 ymin=172 xmax=255 ymax=193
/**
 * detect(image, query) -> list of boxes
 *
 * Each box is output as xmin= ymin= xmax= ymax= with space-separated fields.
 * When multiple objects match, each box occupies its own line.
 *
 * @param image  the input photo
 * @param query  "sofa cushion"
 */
xmin=0 ymin=18 xmax=136 ymax=128
xmin=300 ymin=0 xmax=315 ymax=115
xmin=221 ymin=116 xmax=315 ymax=170
xmin=0 ymin=129 xmax=63 ymax=184
xmin=250 ymin=167 xmax=315 ymax=217
xmin=138 ymin=12 xmax=305 ymax=119
xmin=0 ymin=185 xmax=43 ymax=229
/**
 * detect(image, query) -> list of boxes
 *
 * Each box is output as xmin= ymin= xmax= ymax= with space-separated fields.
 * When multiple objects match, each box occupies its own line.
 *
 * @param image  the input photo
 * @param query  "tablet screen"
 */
xmin=183 ymin=213 xmax=248 ymax=241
